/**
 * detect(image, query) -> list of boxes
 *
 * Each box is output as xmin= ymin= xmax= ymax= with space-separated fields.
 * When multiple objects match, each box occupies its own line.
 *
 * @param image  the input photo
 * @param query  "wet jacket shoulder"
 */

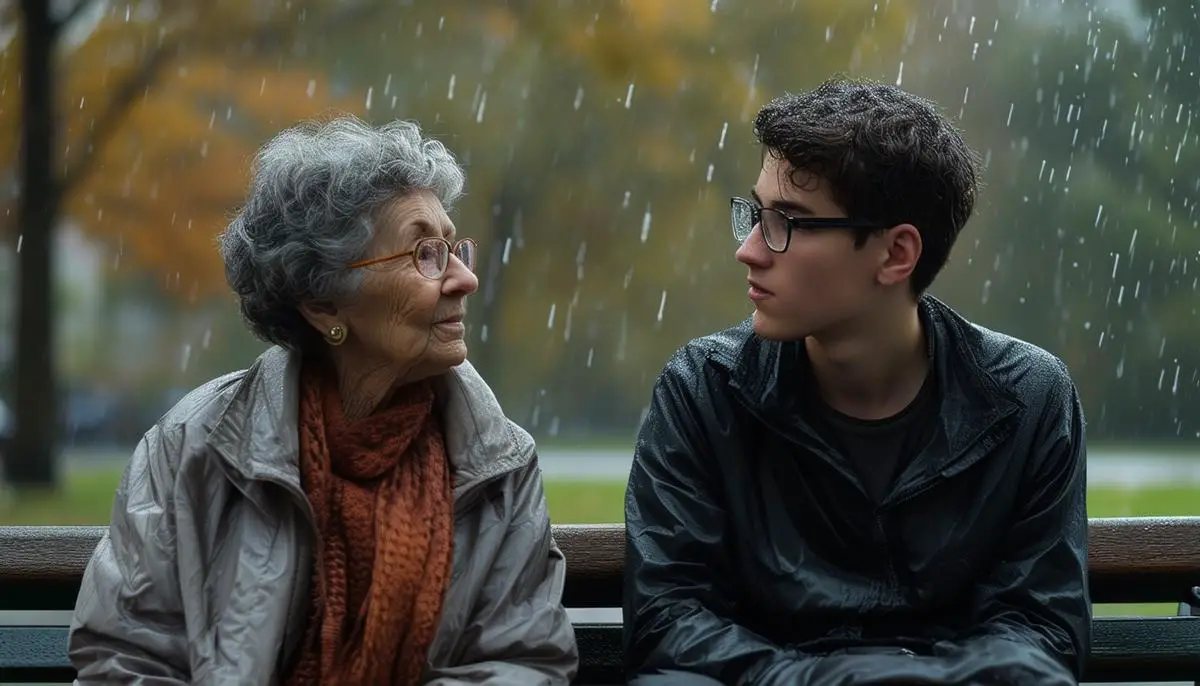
xmin=69 ymin=348 xmax=578 ymax=685
xmin=624 ymin=297 xmax=1088 ymax=686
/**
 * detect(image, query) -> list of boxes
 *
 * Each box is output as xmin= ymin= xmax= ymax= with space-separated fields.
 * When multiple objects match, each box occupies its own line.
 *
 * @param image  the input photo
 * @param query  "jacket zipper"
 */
xmin=883 ymin=414 xmax=1015 ymax=510
xmin=872 ymin=419 xmax=1016 ymax=600
xmin=253 ymin=473 xmax=319 ymax=676
xmin=742 ymin=404 xmax=893 ymax=590
xmin=874 ymin=512 xmax=899 ymax=591
xmin=734 ymin=397 xmax=872 ymax=501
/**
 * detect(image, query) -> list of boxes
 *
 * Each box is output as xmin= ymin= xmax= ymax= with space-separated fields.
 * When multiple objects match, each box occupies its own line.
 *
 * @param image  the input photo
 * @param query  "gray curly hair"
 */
xmin=218 ymin=115 xmax=465 ymax=351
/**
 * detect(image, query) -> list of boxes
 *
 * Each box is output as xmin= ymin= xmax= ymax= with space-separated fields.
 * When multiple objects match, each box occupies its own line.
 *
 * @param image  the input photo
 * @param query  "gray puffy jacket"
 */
xmin=69 ymin=347 xmax=579 ymax=684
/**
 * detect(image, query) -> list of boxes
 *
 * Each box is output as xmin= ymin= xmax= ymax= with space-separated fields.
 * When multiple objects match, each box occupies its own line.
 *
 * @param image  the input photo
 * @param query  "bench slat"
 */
xmin=5 ymin=618 xmax=1200 ymax=684
xmin=3 ymin=518 xmax=1200 ymax=609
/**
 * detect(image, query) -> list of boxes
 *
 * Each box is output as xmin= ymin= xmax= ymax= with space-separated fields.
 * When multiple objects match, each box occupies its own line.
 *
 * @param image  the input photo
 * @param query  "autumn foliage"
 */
xmin=0 ymin=1 xmax=373 ymax=300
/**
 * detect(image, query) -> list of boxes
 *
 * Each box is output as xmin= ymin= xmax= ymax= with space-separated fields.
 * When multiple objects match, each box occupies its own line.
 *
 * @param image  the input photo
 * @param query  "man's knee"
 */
xmin=628 ymin=669 xmax=725 ymax=685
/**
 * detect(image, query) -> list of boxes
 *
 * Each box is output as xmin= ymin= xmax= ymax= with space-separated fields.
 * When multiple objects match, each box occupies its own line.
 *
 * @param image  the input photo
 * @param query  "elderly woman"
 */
xmin=68 ymin=116 xmax=578 ymax=685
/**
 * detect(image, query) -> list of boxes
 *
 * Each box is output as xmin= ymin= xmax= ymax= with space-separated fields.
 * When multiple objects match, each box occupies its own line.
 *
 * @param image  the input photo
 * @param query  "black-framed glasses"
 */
xmin=349 ymin=237 xmax=477 ymax=279
xmin=731 ymin=196 xmax=884 ymax=253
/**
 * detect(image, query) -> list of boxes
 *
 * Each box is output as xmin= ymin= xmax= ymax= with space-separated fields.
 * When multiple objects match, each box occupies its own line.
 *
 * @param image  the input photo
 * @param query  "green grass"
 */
xmin=3 ymin=469 xmax=1195 ymax=616
xmin=0 ymin=468 xmax=629 ymax=526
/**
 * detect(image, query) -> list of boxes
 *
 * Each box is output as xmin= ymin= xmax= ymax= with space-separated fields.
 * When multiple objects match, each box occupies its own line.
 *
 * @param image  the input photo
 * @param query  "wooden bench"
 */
xmin=2 ymin=519 xmax=1200 ymax=683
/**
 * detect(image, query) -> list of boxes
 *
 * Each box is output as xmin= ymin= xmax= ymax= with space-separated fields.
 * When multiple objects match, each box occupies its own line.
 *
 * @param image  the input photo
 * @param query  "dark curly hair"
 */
xmin=753 ymin=76 xmax=981 ymax=295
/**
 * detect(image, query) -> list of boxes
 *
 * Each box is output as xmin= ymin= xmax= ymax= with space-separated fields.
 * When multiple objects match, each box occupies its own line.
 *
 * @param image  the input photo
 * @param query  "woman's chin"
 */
xmin=430 ymin=341 xmax=469 ymax=370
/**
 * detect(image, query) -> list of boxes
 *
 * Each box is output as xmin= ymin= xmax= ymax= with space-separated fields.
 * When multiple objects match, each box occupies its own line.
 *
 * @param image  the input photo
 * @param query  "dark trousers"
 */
xmin=628 ymin=669 xmax=725 ymax=685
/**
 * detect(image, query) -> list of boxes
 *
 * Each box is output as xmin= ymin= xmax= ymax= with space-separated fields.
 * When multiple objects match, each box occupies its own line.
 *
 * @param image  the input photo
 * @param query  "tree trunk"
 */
xmin=470 ymin=185 xmax=523 ymax=385
xmin=7 ymin=0 xmax=61 ymax=487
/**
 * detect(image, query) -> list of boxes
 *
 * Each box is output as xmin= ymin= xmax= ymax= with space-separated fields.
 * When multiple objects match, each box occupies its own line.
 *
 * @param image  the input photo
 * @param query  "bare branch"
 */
xmin=59 ymin=39 xmax=175 ymax=192
xmin=59 ymin=0 xmax=388 ymax=193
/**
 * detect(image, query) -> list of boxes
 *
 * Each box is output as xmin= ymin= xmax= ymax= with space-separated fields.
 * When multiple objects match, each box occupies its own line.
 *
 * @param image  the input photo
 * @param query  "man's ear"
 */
xmin=876 ymin=224 xmax=922 ymax=287
xmin=299 ymin=300 xmax=344 ymax=340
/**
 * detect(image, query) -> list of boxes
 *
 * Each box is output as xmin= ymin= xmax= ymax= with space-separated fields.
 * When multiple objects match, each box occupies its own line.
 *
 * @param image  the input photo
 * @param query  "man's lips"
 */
xmin=748 ymin=279 xmax=773 ymax=299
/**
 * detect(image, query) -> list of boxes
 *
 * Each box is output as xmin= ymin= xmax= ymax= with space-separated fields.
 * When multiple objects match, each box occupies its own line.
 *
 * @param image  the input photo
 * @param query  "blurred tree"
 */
xmin=920 ymin=0 xmax=1200 ymax=441
xmin=0 ymin=0 xmax=380 ymax=487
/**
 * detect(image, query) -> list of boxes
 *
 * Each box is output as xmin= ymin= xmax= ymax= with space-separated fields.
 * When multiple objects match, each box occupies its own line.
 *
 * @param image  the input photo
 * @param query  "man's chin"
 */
xmin=751 ymin=311 xmax=808 ymax=342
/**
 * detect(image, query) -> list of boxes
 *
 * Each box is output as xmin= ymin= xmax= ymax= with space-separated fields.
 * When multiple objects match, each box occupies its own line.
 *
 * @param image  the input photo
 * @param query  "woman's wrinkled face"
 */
xmin=328 ymin=190 xmax=479 ymax=382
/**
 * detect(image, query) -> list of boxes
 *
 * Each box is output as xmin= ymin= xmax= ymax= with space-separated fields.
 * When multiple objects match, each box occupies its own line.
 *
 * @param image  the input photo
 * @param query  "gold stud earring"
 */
xmin=325 ymin=324 xmax=347 ymax=346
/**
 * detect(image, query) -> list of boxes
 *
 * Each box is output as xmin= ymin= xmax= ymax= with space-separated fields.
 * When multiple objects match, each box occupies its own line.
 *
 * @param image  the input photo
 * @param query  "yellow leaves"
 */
xmin=623 ymin=0 xmax=713 ymax=34
xmin=73 ymin=59 xmax=363 ymax=299
xmin=482 ymin=7 xmax=520 ymax=45
xmin=548 ymin=1 xmax=718 ymax=92
xmin=0 ymin=2 xmax=372 ymax=300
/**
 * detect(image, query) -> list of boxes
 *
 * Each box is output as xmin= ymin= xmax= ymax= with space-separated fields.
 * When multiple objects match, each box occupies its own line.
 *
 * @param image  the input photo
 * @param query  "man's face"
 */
xmin=735 ymin=156 xmax=891 ymax=341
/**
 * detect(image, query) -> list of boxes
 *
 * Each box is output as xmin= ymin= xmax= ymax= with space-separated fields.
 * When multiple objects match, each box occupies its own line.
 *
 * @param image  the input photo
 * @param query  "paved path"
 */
xmin=62 ymin=445 xmax=1200 ymax=486
xmin=534 ymin=448 xmax=1200 ymax=486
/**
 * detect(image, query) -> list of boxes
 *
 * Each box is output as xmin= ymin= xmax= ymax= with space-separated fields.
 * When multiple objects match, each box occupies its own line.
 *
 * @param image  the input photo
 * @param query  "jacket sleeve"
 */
xmin=624 ymin=352 xmax=822 ymax=685
xmin=934 ymin=367 xmax=1090 ymax=686
xmin=424 ymin=455 xmax=579 ymax=685
xmin=69 ymin=426 xmax=191 ymax=685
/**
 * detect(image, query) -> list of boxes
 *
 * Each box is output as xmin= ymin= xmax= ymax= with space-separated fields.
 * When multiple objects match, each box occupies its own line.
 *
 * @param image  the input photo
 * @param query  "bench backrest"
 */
xmin=3 ymin=518 xmax=1200 ymax=683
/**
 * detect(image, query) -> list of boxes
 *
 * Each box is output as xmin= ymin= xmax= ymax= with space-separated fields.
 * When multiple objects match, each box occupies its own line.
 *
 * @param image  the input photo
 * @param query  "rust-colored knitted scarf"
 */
xmin=285 ymin=363 xmax=454 ymax=686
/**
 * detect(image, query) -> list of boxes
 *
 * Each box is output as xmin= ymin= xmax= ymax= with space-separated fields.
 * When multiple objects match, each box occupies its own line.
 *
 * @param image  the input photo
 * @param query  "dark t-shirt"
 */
xmin=808 ymin=369 xmax=939 ymax=505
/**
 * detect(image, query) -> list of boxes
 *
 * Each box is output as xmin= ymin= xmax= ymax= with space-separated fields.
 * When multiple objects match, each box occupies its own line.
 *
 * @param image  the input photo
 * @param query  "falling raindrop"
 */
xmin=576 ymin=242 xmax=587 ymax=280
xmin=641 ymin=205 xmax=652 ymax=243
xmin=624 ymin=83 xmax=635 ymax=109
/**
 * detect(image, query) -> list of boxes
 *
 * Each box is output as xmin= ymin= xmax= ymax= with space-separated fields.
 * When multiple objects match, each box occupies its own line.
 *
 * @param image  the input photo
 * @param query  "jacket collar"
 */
xmin=919 ymin=295 xmax=1023 ymax=467
xmin=729 ymin=295 xmax=1023 ymax=471
xmin=205 ymin=346 xmax=535 ymax=496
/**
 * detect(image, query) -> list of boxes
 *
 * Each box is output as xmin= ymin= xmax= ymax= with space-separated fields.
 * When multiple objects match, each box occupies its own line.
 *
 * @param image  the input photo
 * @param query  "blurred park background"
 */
xmin=1 ymin=0 xmax=1199 ymax=586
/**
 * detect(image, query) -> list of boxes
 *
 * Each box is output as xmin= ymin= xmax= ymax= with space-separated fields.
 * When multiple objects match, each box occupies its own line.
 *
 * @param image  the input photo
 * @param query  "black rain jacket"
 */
xmin=624 ymin=296 xmax=1089 ymax=685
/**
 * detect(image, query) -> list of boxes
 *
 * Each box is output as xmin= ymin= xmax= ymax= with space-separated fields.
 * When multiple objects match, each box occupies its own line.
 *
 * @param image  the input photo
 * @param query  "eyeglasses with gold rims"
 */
xmin=348 ymin=237 xmax=478 ymax=279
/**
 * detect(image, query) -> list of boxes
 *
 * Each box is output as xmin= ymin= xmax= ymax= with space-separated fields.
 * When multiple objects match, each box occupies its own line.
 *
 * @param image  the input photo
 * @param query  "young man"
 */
xmin=623 ymin=78 xmax=1089 ymax=686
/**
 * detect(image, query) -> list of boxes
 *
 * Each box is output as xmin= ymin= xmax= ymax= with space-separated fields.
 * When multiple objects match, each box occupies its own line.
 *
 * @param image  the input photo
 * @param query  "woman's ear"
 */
xmin=299 ymin=300 xmax=344 ymax=340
